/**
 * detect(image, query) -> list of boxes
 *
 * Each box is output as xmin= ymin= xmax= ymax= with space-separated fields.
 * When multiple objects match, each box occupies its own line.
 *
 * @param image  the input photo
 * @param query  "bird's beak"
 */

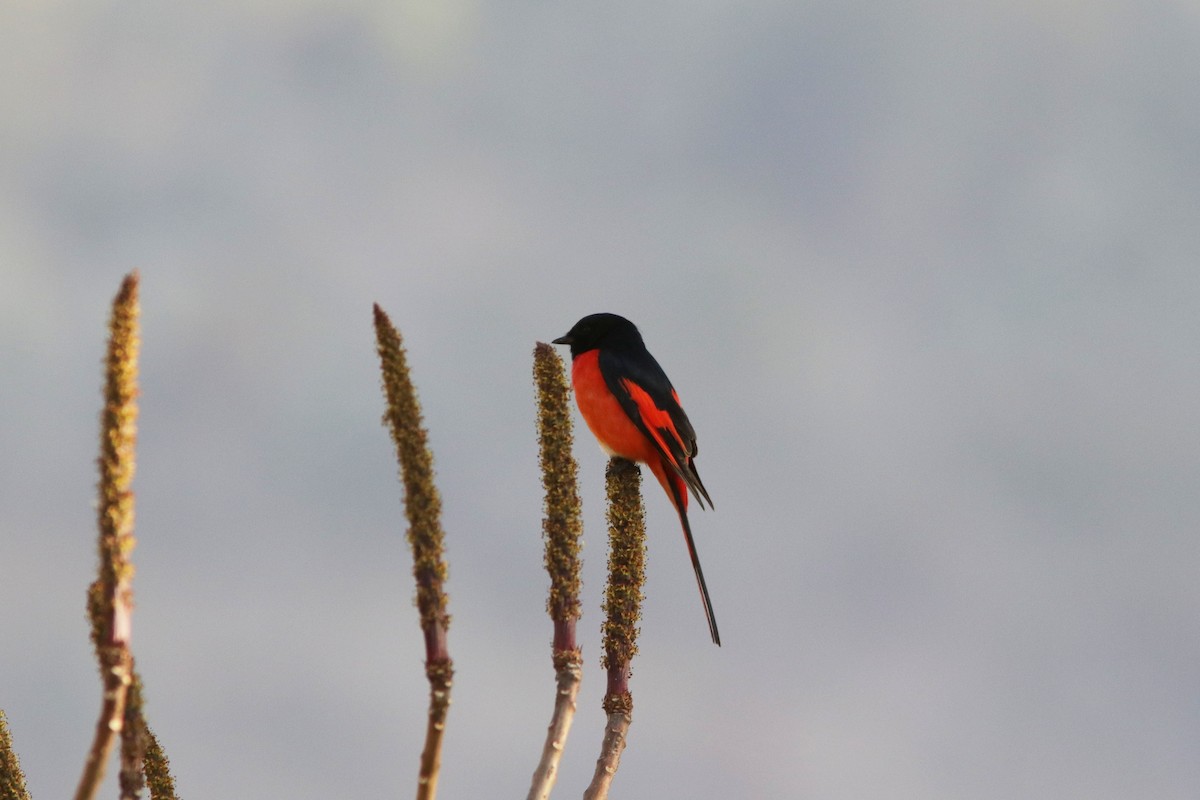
xmin=552 ymin=334 xmax=572 ymax=345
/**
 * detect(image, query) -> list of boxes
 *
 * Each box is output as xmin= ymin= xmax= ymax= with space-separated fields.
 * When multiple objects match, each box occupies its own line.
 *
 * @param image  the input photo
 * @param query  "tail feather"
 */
xmin=683 ymin=459 xmax=714 ymax=511
xmin=653 ymin=459 xmax=720 ymax=646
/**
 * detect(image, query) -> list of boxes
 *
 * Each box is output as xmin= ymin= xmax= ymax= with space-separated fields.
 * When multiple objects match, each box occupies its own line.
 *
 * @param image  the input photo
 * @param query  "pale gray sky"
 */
xmin=3 ymin=2 xmax=1199 ymax=798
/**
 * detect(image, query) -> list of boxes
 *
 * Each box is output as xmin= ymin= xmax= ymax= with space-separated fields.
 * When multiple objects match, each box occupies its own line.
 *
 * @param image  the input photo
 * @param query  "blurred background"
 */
xmin=2 ymin=2 xmax=1198 ymax=797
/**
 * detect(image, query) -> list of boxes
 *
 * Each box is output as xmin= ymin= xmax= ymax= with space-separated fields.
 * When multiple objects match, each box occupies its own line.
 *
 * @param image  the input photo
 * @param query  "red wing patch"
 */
xmin=583 ymin=347 xmax=713 ymax=512
xmin=620 ymin=377 xmax=688 ymax=472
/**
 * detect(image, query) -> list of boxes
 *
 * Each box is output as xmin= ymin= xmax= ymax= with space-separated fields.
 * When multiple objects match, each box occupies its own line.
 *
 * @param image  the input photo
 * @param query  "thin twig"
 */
xmin=76 ymin=272 xmax=141 ymax=800
xmin=374 ymin=305 xmax=454 ymax=800
xmin=528 ymin=343 xmax=585 ymax=800
xmin=583 ymin=457 xmax=645 ymax=800
xmin=583 ymin=694 xmax=633 ymax=800
xmin=119 ymin=671 xmax=150 ymax=800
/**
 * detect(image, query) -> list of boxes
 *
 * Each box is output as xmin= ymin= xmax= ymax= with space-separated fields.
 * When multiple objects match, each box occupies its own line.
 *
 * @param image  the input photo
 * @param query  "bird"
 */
xmin=553 ymin=313 xmax=719 ymax=645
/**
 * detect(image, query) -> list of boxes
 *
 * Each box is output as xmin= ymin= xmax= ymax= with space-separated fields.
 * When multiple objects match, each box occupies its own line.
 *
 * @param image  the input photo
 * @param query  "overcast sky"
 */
xmin=3 ymin=2 xmax=1199 ymax=798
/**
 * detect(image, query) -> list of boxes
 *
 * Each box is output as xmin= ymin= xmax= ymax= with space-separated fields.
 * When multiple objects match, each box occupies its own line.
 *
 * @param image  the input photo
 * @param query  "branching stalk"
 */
xmin=527 ymin=343 xmax=584 ymax=800
xmin=583 ymin=457 xmax=646 ymax=800
xmin=374 ymin=304 xmax=454 ymax=800
xmin=75 ymin=272 xmax=141 ymax=800
xmin=142 ymin=725 xmax=178 ymax=800
xmin=0 ymin=710 xmax=31 ymax=800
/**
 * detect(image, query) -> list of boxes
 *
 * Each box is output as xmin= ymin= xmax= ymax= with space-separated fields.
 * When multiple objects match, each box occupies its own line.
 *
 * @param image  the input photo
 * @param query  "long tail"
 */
xmin=678 ymin=502 xmax=721 ymax=646
xmin=651 ymin=459 xmax=720 ymax=645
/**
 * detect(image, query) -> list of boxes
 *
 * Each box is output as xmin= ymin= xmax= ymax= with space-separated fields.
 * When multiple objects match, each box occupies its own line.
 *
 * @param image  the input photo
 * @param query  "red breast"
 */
xmin=571 ymin=350 xmax=660 ymax=465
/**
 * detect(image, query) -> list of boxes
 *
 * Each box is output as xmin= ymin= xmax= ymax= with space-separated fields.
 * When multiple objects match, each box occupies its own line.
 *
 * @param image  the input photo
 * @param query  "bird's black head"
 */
xmin=552 ymin=313 xmax=644 ymax=358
